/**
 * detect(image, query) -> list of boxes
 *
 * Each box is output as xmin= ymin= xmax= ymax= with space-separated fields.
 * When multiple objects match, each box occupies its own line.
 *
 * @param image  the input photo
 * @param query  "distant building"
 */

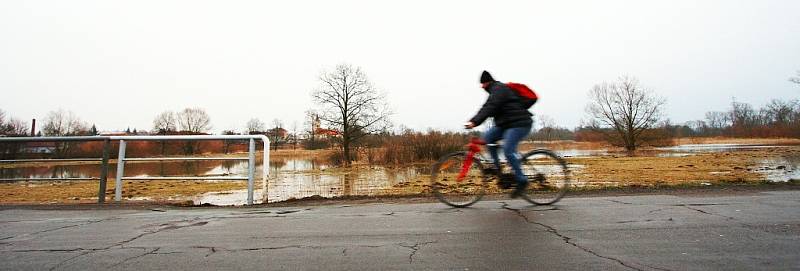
xmin=22 ymin=142 xmax=56 ymax=154
xmin=315 ymin=128 xmax=339 ymax=137
xmin=311 ymin=115 xmax=340 ymax=140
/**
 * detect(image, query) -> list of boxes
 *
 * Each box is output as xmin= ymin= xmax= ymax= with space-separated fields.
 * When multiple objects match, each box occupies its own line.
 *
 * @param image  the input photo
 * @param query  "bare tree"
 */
xmin=585 ymin=76 xmax=665 ymax=152
xmin=291 ymin=121 xmax=298 ymax=150
xmin=269 ymin=119 xmax=284 ymax=150
xmin=0 ymin=109 xmax=6 ymax=133
xmin=177 ymin=108 xmax=211 ymax=133
xmin=153 ymin=111 xmax=177 ymax=134
xmin=763 ymin=99 xmax=798 ymax=126
xmin=0 ymin=109 xmax=28 ymax=136
xmin=7 ymin=118 xmax=29 ymax=136
xmin=175 ymin=108 xmax=211 ymax=154
xmin=790 ymin=71 xmax=800 ymax=85
xmin=245 ymin=118 xmax=265 ymax=134
xmin=704 ymin=111 xmax=730 ymax=133
xmin=0 ymin=110 xmax=30 ymax=159
xmin=41 ymin=109 xmax=89 ymax=157
xmin=303 ymin=110 xmax=320 ymax=149
xmin=686 ymin=120 xmax=708 ymax=136
xmin=312 ymin=64 xmax=391 ymax=165
xmin=534 ymin=114 xmax=557 ymax=141
xmin=730 ymin=100 xmax=759 ymax=131
xmin=151 ymin=111 xmax=179 ymax=155
xmin=42 ymin=109 xmax=88 ymax=136
xmin=221 ymin=129 xmax=238 ymax=154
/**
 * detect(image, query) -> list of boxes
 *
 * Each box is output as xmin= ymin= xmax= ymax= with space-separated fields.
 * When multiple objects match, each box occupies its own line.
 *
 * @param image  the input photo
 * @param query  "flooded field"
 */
xmin=1 ymin=141 xmax=799 ymax=205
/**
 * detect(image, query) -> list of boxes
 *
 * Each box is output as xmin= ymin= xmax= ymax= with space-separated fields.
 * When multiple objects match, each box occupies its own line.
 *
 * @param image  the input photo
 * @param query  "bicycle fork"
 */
xmin=456 ymin=139 xmax=484 ymax=182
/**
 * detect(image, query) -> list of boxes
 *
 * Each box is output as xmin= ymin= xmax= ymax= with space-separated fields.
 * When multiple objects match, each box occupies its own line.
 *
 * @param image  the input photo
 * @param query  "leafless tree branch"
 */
xmin=311 ymin=63 xmax=392 ymax=165
xmin=584 ymin=76 xmax=665 ymax=151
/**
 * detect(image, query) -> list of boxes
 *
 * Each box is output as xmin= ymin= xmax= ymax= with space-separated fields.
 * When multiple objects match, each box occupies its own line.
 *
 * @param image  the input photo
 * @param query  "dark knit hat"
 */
xmin=480 ymin=70 xmax=495 ymax=84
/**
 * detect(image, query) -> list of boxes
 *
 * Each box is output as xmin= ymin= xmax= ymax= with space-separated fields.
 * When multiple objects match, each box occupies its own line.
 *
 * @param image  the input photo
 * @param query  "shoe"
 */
xmin=483 ymin=166 xmax=500 ymax=176
xmin=511 ymin=181 xmax=528 ymax=198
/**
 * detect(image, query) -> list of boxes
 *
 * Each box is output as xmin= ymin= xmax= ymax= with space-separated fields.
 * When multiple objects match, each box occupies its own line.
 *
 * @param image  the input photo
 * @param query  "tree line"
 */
xmin=3 ymin=68 xmax=798 ymax=161
xmin=523 ymin=71 xmax=799 ymax=152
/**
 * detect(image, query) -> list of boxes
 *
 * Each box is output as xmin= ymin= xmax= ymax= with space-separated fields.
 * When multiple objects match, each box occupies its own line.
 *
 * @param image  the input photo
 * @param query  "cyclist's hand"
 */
xmin=464 ymin=122 xmax=476 ymax=129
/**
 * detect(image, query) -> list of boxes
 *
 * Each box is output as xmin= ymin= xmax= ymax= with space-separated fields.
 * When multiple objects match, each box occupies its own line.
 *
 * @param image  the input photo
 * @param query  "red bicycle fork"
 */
xmin=456 ymin=137 xmax=485 ymax=182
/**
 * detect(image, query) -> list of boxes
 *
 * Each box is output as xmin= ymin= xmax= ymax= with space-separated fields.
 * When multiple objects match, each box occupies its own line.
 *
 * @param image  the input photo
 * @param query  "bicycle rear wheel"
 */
xmin=430 ymin=152 xmax=487 ymax=208
xmin=519 ymin=149 xmax=570 ymax=205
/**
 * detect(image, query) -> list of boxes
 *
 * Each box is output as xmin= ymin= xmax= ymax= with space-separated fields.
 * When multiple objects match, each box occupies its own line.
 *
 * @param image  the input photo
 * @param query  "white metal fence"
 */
xmin=0 ymin=135 xmax=271 ymax=205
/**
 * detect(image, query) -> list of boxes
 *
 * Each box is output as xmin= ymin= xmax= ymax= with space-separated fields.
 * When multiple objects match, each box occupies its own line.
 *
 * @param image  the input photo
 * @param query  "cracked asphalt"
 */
xmin=1 ymin=190 xmax=799 ymax=270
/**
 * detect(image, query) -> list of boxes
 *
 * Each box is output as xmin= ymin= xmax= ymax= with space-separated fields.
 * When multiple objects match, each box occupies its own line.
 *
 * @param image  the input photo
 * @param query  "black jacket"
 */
xmin=469 ymin=81 xmax=533 ymax=128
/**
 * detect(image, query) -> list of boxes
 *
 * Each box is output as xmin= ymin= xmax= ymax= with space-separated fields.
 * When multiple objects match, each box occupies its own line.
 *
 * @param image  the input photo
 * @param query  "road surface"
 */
xmin=1 ymin=190 xmax=799 ymax=270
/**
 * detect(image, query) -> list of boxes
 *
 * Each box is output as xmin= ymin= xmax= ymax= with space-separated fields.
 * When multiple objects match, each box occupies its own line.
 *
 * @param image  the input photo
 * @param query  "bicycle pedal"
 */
xmin=482 ymin=167 xmax=500 ymax=176
xmin=496 ymin=181 xmax=513 ymax=189
xmin=496 ymin=174 xmax=516 ymax=189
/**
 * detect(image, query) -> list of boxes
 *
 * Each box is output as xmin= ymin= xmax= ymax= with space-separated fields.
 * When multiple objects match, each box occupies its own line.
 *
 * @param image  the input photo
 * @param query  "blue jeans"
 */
xmin=483 ymin=125 xmax=532 ymax=185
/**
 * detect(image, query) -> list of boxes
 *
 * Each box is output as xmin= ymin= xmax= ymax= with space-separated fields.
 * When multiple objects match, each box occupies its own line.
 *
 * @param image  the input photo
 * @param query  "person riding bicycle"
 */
xmin=465 ymin=70 xmax=535 ymax=198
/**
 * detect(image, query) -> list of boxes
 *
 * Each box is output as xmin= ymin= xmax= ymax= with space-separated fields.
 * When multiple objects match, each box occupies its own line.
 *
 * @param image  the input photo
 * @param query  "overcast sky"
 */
xmin=1 ymin=0 xmax=799 ymax=134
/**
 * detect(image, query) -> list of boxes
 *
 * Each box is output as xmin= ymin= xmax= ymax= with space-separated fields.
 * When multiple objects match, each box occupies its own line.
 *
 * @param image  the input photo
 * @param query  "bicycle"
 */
xmin=430 ymin=136 xmax=570 ymax=208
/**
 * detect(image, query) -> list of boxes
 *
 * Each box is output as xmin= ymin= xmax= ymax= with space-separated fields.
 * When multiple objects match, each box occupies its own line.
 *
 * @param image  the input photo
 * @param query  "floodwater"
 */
xmin=2 ymin=143 xmax=799 ymax=205
xmin=656 ymin=144 xmax=787 ymax=152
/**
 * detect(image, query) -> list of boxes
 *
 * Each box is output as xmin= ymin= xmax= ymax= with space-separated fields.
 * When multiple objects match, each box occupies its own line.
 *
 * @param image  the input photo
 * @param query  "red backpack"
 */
xmin=506 ymin=82 xmax=538 ymax=109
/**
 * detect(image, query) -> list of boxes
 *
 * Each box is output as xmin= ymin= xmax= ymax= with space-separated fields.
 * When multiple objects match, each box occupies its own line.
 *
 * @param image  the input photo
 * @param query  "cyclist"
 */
xmin=465 ymin=70 xmax=535 ymax=198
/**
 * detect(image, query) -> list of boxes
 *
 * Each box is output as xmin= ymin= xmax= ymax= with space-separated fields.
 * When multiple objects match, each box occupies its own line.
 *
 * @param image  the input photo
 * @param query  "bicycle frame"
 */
xmin=433 ymin=136 xmax=570 ymax=207
xmin=457 ymin=137 xmax=487 ymax=181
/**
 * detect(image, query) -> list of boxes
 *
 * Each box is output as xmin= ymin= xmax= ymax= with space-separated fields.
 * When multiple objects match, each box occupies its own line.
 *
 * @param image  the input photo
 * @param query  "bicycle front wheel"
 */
xmin=519 ymin=149 xmax=570 ymax=205
xmin=430 ymin=152 xmax=487 ymax=208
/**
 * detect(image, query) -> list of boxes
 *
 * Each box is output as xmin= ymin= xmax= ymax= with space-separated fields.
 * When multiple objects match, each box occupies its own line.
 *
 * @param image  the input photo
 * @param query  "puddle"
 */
xmin=0 ymin=158 xmax=327 ymax=181
xmin=657 ymin=144 xmax=786 ymax=152
xmin=755 ymin=157 xmax=800 ymax=182
xmin=656 ymin=153 xmax=694 ymax=158
xmin=557 ymin=149 xmax=609 ymax=158
xmin=195 ymin=189 xmax=266 ymax=206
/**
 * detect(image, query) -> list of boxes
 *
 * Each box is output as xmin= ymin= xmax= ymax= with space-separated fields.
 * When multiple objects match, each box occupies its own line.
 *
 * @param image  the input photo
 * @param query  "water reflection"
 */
xmin=0 ymin=157 xmax=332 ymax=180
xmin=557 ymin=149 xmax=608 ymax=158
xmin=266 ymin=164 xmax=426 ymax=202
xmin=657 ymin=144 xmax=785 ymax=152
xmin=756 ymin=155 xmax=800 ymax=182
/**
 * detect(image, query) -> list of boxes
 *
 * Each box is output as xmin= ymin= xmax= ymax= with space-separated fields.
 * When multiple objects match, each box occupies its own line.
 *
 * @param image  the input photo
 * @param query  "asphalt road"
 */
xmin=1 ymin=190 xmax=799 ymax=270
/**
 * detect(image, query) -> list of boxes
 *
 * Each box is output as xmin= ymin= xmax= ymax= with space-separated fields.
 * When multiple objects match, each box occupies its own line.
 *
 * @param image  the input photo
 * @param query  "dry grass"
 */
xmin=571 ymin=153 xmax=759 ymax=187
xmin=0 ymin=179 xmax=245 ymax=204
xmin=574 ymin=146 xmax=799 ymax=187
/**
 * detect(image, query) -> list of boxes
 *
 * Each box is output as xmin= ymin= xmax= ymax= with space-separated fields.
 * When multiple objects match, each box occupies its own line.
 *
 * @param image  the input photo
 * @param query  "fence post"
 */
xmin=268 ymin=137 xmax=270 ymax=203
xmin=97 ymin=139 xmax=110 ymax=203
xmin=115 ymin=140 xmax=127 ymax=202
xmin=247 ymin=138 xmax=255 ymax=205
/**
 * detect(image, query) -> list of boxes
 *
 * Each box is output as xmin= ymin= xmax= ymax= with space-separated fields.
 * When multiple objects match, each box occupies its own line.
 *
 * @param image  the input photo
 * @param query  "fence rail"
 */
xmin=123 ymin=157 xmax=248 ymax=162
xmin=0 ymin=135 xmax=270 ymax=205
xmin=0 ymin=177 xmax=100 ymax=182
xmin=0 ymin=158 xmax=103 ymax=163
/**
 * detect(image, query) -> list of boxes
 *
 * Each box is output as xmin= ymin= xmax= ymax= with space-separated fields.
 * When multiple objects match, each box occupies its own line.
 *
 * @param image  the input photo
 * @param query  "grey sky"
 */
xmin=1 ymin=0 xmax=799 ymax=133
